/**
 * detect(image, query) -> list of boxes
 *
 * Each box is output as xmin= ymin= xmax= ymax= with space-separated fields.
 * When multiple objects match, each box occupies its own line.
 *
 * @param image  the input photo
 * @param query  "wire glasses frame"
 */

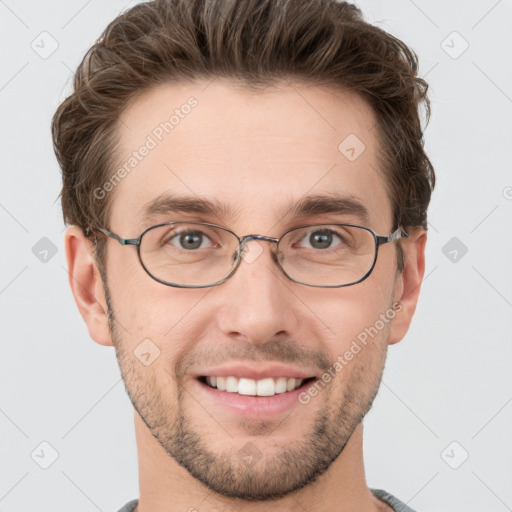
xmin=89 ymin=221 xmax=410 ymax=289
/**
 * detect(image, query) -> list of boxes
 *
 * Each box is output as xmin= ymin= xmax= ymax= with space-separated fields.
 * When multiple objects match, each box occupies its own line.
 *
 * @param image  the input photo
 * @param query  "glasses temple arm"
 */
xmin=91 ymin=227 xmax=139 ymax=246
xmin=376 ymin=227 xmax=410 ymax=246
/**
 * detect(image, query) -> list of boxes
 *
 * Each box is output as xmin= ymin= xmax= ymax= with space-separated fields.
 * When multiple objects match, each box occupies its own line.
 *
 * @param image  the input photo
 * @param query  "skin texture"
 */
xmin=65 ymin=80 xmax=426 ymax=512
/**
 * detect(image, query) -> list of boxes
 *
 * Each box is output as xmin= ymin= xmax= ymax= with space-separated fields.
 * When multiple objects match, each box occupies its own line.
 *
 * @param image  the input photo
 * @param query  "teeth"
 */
xmin=216 ymin=376 xmax=226 ymax=391
xmin=226 ymin=376 xmax=238 ymax=392
xmin=256 ymin=378 xmax=275 ymax=396
xmin=238 ymin=378 xmax=257 ymax=395
xmin=275 ymin=377 xmax=287 ymax=394
xmin=204 ymin=376 xmax=306 ymax=396
xmin=286 ymin=378 xmax=296 ymax=391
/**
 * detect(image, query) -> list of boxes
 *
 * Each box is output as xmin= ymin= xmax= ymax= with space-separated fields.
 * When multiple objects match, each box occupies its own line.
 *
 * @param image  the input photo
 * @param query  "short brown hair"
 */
xmin=52 ymin=0 xmax=435 ymax=272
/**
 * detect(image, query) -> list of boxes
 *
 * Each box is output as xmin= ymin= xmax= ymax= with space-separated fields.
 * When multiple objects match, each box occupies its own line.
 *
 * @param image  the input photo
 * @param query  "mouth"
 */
xmin=191 ymin=364 xmax=321 ymax=417
xmin=198 ymin=375 xmax=317 ymax=397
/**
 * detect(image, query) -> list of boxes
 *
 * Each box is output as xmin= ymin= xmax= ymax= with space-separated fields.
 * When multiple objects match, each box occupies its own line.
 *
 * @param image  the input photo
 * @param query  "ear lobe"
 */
xmin=64 ymin=225 xmax=113 ymax=347
xmin=388 ymin=227 xmax=427 ymax=345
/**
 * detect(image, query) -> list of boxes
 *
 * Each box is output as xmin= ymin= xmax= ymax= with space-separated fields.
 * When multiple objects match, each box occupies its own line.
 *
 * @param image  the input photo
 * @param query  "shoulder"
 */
xmin=370 ymin=488 xmax=418 ymax=512
xmin=116 ymin=498 xmax=139 ymax=512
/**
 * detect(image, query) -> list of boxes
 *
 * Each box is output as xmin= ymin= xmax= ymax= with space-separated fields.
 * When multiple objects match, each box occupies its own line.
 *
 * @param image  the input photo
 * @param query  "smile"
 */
xmin=199 ymin=376 xmax=315 ymax=396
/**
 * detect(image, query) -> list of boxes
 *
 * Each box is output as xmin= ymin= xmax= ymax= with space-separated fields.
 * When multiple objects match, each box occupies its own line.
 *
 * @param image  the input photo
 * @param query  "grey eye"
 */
xmin=168 ymin=230 xmax=211 ymax=250
xmin=301 ymin=229 xmax=343 ymax=250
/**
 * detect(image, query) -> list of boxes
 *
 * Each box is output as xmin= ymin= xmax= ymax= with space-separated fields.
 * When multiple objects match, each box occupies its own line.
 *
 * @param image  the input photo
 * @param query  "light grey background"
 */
xmin=1 ymin=1 xmax=511 ymax=511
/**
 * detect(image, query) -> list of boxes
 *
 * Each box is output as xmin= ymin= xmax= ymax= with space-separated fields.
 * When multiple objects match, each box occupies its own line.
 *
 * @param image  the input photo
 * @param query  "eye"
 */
xmin=298 ymin=228 xmax=345 ymax=250
xmin=167 ymin=230 xmax=216 ymax=250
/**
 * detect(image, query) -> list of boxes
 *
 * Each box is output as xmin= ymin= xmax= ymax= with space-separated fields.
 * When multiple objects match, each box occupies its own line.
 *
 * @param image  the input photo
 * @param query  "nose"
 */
xmin=214 ymin=238 xmax=299 ymax=345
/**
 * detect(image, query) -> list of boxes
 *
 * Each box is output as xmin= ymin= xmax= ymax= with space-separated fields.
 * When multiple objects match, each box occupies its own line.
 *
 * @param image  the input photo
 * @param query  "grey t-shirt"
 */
xmin=370 ymin=488 xmax=417 ymax=511
xmin=116 ymin=488 xmax=417 ymax=511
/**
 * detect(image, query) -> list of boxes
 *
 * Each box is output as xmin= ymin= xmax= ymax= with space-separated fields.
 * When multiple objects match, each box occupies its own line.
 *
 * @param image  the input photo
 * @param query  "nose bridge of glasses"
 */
xmin=237 ymin=234 xmax=280 ymax=261
xmin=239 ymin=234 xmax=280 ymax=245
xmin=240 ymin=233 xmax=278 ymax=246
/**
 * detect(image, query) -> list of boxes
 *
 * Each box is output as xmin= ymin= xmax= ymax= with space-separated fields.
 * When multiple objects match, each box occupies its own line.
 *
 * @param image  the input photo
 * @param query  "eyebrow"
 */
xmin=280 ymin=193 xmax=369 ymax=224
xmin=139 ymin=192 xmax=369 ymax=228
xmin=139 ymin=193 xmax=242 ymax=227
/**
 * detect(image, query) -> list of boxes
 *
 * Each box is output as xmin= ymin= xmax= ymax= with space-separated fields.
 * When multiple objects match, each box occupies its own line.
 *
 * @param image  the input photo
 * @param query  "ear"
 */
xmin=388 ymin=227 xmax=427 ymax=345
xmin=64 ymin=225 xmax=113 ymax=346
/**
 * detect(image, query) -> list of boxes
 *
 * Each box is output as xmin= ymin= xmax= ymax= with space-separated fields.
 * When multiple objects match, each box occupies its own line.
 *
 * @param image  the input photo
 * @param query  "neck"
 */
xmin=133 ymin=413 xmax=387 ymax=512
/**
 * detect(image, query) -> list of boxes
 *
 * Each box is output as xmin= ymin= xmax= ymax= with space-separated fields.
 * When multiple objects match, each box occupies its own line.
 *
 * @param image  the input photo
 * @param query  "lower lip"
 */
xmin=192 ymin=378 xmax=317 ymax=418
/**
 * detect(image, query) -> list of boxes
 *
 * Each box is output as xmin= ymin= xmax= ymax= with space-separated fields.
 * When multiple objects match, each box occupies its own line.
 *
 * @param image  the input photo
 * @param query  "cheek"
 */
xmin=111 ymin=276 xmax=213 ymax=359
xmin=314 ymin=277 xmax=394 ymax=356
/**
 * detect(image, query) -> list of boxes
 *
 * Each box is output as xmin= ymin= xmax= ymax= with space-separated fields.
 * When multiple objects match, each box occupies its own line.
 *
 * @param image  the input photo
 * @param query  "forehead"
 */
xmin=109 ymin=80 xmax=392 ymax=234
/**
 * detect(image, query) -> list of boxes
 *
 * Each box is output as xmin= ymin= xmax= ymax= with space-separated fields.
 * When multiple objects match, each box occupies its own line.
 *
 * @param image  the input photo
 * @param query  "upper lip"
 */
xmin=193 ymin=363 xmax=318 ymax=380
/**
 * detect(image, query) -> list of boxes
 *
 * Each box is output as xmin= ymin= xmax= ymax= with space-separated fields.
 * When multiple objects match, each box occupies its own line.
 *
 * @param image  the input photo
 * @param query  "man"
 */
xmin=52 ymin=0 xmax=435 ymax=511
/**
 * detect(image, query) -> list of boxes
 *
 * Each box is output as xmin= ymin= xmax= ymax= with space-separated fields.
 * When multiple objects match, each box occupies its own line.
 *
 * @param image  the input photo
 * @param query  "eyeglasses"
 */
xmin=91 ymin=221 xmax=409 ymax=288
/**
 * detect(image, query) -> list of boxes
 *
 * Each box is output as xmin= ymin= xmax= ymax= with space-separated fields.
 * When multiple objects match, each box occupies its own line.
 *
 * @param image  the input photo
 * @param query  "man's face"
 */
xmin=100 ymin=81 xmax=405 ymax=499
